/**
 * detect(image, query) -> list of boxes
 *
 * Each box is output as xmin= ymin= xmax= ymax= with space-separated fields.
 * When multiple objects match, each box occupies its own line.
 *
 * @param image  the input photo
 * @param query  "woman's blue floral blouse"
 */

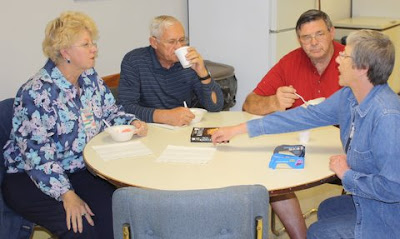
xmin=3 ymin=59 xmax=137 ymax=201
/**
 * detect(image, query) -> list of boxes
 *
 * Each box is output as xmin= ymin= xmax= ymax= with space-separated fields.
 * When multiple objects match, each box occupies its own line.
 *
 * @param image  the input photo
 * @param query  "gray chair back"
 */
xmin=112 ymin=185 xmax=269 ymax=239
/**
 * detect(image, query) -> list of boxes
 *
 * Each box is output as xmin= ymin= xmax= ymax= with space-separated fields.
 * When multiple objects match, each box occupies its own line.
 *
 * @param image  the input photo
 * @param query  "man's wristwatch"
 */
xmin=198 ymin=70 xmax=211 ymax=81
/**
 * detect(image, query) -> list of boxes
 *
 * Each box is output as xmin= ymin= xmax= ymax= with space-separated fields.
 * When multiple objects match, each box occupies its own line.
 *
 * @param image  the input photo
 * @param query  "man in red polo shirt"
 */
xmin=243 ymin=10 xmax=344 ymax=239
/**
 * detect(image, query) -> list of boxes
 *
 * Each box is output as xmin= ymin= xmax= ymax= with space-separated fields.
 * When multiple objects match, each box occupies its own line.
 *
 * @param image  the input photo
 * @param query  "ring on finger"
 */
xmin=82 ymin=213 xmax=86 ymax=217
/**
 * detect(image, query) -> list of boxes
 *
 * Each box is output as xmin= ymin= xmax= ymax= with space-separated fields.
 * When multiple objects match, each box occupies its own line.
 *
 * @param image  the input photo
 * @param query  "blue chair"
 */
xmin=0 ymin=98 xmax=34 ymax=239
xmin=112 ymin=185 xmax=269 ymax=239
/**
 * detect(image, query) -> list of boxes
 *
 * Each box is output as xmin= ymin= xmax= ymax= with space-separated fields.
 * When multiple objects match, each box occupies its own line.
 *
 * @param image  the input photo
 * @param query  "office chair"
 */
xmin=112 ymin=185 xmax=269 ymax=239
xmin=102 ymin=73 xmax=120 ymax=98
xmin=0 ymin=98 xmax=34 ymax=239
xmin=0 ymin=98 xmax=56 ymax=239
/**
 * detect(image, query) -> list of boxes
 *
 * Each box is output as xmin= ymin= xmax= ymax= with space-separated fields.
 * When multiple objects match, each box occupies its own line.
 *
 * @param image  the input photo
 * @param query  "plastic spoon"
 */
xmin=103 ymin=119 xmax=111 ymax=128
xmin=183 ymin=101 xmax=188 ymax=108
xmin=103 ymin=119 xmax=119 ymax=134
xmin=294 ymin=93 xmax=309 ymax=106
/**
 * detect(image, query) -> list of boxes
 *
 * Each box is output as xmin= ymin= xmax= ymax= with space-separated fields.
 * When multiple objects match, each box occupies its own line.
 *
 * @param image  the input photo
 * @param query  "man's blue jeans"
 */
xmin=307 ymin=195 xmax=356 ymax=239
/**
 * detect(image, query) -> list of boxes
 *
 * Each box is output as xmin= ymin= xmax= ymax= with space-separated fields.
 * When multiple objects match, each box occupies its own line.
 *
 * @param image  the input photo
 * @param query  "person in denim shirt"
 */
xmin=243 ymin=10 xmax=343 ymax=238
xmin=2 ymin=12 xmax=147 ymax=239
xmin=211 ymin=30 xmax=400 ymax=239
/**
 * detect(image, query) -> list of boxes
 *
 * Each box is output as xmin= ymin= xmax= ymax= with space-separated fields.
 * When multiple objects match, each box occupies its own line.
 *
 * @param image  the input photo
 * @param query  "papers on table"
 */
xmin=148 ymin=123 xmax=181 ymax=130
xmin=156 ymin=145 xmax=216 ymax=164
xmin=92 ymin=141 xmax=215 ymax=165
xmin=92 ymin=141 xmax=152 ymax=161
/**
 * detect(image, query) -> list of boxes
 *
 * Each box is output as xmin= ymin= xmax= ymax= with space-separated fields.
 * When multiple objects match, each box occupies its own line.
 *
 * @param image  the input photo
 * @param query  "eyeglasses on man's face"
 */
xmin=73 ymin=42 xmax=98 ymax=49
xmin=299 ymin=30 xmax=328 ymax=44
xmin=338 ymin=51 xmax=353 ymax=60
xmin=156 ymin=37 xmax=188 ymax=46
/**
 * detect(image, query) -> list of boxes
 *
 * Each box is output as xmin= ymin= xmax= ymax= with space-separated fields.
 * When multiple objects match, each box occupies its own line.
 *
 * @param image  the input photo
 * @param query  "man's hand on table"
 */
xmin=154 ymin=107 xmax=195 ymax=126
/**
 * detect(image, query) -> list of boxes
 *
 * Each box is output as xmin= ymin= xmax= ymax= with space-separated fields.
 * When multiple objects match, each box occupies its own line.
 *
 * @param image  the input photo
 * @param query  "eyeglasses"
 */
xmin=155 ymin=37 xmax=188 ymax=46
xmin=299 ymin=31 xmax=328 ymax=44
xmin=72 ymin=42 xmax=97 ymax=49
xmin=338 ymin=51 xmax=353 ymax=59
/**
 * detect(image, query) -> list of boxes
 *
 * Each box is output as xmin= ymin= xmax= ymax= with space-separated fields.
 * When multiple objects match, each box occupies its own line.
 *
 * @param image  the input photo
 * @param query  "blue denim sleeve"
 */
xmin=247 ymin=89 xmax=344 ymax=138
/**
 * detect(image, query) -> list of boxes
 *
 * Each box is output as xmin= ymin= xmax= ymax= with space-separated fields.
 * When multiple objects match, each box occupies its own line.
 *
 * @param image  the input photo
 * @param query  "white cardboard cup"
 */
xmin=174 ymin=46 xmax=192 ymax=68
xmin=299 ymin=130 xmax=310 ymax=144
xmin=190 ymin=108 xmax=207 ymax=124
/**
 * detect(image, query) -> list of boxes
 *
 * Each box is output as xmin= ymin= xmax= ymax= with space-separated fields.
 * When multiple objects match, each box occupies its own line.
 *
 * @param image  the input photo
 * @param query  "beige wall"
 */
xmin=352 ymin=0 xmax=400 ymax=18
xmin=0 ymin=0 xmax=354 ymax=100
xmin=0 ymin=0 xmax=188 ymax=99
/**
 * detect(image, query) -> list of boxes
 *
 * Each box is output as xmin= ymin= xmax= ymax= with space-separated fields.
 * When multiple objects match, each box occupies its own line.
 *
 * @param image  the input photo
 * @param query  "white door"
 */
xmin=189 ymin=0 xmax=270 ymax=111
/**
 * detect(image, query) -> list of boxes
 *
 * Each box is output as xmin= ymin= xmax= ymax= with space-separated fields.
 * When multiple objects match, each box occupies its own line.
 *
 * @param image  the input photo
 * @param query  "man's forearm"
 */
xmin=242 ymin=93 xmax=280 ymax=115
xmin=153 ymin=109 xmax=170 ymax=124
xmin=197 ymin=80 xmax=224 ymax=112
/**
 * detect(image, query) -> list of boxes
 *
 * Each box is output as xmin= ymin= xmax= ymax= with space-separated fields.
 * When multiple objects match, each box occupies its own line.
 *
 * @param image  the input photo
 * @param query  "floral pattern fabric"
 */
xmin=3 ymin=59 xmax=136 ymax=201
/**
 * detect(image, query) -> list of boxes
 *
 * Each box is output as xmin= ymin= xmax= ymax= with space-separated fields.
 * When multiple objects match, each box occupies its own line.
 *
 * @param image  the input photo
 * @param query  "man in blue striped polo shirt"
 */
xmin=118 ymin=15 xmax=224 ymax=126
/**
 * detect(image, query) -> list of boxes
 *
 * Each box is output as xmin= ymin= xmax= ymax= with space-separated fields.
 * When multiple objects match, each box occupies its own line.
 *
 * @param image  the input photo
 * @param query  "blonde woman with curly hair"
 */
xmin=2 ymin=11 xmax=147 ymax=239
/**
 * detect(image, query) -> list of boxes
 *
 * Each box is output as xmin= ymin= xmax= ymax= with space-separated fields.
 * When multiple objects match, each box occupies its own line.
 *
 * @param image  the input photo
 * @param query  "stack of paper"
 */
xmin=92 ymin=141 xmax=152 ymax=161
xmin=156 ymin=145 xmax=216 ymax=164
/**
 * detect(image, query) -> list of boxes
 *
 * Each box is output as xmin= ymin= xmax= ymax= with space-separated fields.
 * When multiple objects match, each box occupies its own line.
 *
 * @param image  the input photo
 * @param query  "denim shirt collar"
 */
xmin=348 ymin=84 xmax=385 ymax=118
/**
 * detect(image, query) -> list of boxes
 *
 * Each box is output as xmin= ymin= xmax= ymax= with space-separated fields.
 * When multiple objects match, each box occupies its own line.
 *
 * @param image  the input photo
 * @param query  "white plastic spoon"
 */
xmin=294 ymin=93 xmax=309 ymax=106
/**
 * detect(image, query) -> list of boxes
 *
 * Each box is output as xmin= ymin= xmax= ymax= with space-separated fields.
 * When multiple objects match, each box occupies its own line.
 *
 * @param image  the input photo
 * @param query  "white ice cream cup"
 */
xmin=175 ymin=46 xmax=192 ymax=68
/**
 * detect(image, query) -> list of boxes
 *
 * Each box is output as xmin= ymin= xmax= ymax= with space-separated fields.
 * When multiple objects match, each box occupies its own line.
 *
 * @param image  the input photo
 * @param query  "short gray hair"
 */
xmin=347 ymin=30 xmax=395 ymax=85
xmin=150 ymin=15 xmax=180 ymax=38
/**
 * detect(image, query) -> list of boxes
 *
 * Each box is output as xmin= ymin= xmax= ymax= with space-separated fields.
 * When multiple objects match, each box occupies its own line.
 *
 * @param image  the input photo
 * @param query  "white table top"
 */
xmin=83 ymin=111 xmax=343 ymax=195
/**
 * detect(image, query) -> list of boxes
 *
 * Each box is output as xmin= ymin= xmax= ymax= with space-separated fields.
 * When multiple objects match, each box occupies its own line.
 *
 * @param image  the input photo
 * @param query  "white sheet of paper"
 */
xmin=156 ymin=145 xmax=216 ymax=164
xmin=148 ymin=123 xmax=181 ymax=130
xmin=92 ymin=141 xmax=152 ymax=161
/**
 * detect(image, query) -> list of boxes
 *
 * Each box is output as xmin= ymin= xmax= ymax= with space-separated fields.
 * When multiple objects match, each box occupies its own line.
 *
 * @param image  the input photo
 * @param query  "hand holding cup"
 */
xmin=175 ymin=46 xmax=192 ymax=68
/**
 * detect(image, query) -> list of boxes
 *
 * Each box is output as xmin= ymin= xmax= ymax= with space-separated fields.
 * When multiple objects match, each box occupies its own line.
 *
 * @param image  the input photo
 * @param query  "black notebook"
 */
xmin=190 ymin=127 xmax=219 ymax=143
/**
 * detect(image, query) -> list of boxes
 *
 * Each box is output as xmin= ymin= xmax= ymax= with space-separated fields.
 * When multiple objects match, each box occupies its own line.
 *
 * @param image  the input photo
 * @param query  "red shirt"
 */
xmin=253 ymin=41 xmax=344 ymax=108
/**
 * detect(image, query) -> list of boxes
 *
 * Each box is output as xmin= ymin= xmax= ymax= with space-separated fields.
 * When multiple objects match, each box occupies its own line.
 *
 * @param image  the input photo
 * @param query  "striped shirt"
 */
xmin=118 ymin=46 xmax=224 ymax=122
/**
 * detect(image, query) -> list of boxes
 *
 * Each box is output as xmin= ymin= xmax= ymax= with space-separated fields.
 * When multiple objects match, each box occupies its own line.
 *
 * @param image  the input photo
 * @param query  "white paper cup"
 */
xmin=175 ymin=46 xmax=192 ymax=68
xmin=299 ymin=130 xmax=310 ymax=144
xmin=190 ymin=108 xmax=207 ymax=124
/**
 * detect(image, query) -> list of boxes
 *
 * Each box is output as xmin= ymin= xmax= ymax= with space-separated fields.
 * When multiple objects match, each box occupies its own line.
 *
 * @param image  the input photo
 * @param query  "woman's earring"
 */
xmin=66 ymin=59 xmax=71 ymax=64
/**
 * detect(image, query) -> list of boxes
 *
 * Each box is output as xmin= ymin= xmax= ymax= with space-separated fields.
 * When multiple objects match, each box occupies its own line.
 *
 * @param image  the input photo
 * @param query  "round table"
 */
xmin=84 ymin=111 xmax=343 ymax=195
